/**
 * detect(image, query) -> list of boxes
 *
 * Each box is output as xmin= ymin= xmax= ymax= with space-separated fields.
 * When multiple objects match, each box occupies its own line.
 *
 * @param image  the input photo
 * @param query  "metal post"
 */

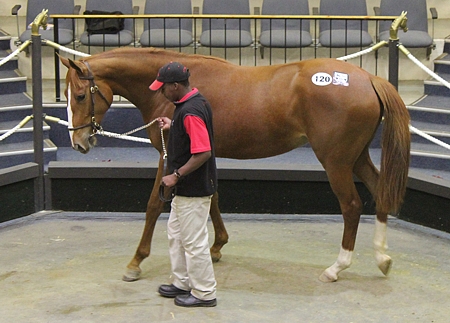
xmin=388 ymin=38 xmax=399 ymax=90
xmin=53 ymin=18 xmax=61 ymax=102
xmin=388 ymin=11 xmax=408 ymax=90
xmin=31 ymin=10 xmax=48 ymax=212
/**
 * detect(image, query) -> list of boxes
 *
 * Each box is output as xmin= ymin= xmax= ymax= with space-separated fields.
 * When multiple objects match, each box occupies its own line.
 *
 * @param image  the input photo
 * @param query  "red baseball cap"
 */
xmin=149 ymin=61 xmax=190 ymax=91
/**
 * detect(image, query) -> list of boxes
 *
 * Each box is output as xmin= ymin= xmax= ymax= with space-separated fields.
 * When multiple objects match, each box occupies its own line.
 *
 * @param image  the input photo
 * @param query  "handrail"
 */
xmin=52 ymin=13 xmax=399 ymax=21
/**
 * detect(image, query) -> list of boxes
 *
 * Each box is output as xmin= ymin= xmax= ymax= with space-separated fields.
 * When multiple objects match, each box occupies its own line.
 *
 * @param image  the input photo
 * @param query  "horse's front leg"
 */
xmin=209 ymin=191 xmax=229 ymax=262
xmin=123 ymin=157 xmax=165 ymax=282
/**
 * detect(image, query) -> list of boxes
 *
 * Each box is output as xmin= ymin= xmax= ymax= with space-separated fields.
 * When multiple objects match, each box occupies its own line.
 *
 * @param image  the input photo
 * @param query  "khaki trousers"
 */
xmin=168 ymin=195 xmax=217 ymax=301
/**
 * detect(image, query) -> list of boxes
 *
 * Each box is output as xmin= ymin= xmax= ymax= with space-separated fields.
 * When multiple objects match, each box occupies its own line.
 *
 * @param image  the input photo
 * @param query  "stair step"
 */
xmin=433 ymin=53 xmax=450 ymax=74
xmin=410 ymin=142 xmax=450 ymax=171
xmin=0 ymin=106 xmax=33 ymax=122
xmin=410 ymin=120 xmax=450 ymax=145
xmin=408 ymin=102 xmax=450 ymax=125
xmin=0 ymin=29 xmax=10 ymax=50
xmin=444 ymin=35 xmax=450 ymax=53
xmin=0 ymin=70 xmax=27 ymax=95
xmin=0 ymin=92 xmax=32 ymax=109
xmin=424 ymin=71 xmax=450 ymax=96
xmin=0 ymin=49 xmax=18 ymax=72
xmin=0 ymin=139 xmax=57 ymax=169
xmin=410 ymin=94 xmax=450 ymax=109
xmin=0 ymin=120 xmax=51 ymax=144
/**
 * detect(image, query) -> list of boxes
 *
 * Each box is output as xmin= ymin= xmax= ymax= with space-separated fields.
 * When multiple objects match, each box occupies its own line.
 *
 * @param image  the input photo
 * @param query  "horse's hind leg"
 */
xmin=353 ymin=149 xmax=392 ymax=276
xmin=319 ymin=165 xmax=363 ymax=283
xmin=209 ymin=192 xmax=229 ymax=262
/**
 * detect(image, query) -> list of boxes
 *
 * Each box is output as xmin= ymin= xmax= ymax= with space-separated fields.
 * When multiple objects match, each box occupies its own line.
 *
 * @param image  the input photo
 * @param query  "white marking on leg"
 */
xmin=320 ymin=247 xmax=353 ymax=282
xmin=374 ymin=219 xmax=388 ymax=261
xmin=374 ymin=219 xmax=392 ymax=275
xmin=67 ymin=83 xmax=74 ymax=147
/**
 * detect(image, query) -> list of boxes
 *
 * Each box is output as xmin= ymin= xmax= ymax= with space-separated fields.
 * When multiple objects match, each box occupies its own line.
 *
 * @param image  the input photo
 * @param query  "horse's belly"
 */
xmin=216 ymin=135 xmax=308 ymax=160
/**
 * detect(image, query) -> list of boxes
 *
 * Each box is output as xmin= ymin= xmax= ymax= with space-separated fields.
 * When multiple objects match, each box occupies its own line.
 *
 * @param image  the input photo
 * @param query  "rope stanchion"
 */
xmin=0 ymin=40 xmax=31 ymax=67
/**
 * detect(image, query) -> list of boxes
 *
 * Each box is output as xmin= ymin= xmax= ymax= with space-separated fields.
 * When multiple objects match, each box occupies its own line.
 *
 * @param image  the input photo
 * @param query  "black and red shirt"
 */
xmin=168 ymin=88 xmax=218 ymax=197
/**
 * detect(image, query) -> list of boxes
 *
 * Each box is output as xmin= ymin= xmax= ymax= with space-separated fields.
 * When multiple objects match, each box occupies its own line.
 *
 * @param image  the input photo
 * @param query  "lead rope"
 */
xmin=159 ymin=125 xmax=177 ymax=203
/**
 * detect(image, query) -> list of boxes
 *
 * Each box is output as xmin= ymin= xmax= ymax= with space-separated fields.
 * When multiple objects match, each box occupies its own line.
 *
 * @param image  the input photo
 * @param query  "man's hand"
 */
xmin=161 ymin=173 xmax=178 ymax=188
xmin=157 ymin=117 xmax=171 ymax=130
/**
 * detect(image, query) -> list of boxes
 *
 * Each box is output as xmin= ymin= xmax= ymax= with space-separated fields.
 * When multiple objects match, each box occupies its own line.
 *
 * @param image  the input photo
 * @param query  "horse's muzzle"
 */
xmin=72 ymin=135 xmax=96 ymax=154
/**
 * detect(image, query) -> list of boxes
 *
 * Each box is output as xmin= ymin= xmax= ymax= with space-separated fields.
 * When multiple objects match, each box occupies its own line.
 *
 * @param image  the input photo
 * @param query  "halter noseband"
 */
xmin=68 ymin=61 xmax=109 ymax=135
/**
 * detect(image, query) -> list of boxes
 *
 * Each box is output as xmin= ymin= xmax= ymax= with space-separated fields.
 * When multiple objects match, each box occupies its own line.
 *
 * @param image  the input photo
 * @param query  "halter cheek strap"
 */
xmin=68 ymin=61 xmax=110 ymax=134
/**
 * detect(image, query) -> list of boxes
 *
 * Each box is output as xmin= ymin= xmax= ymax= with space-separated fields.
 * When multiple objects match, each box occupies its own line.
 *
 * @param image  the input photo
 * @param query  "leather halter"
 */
xmin=68 ymin=61 xmax=109 ymax=135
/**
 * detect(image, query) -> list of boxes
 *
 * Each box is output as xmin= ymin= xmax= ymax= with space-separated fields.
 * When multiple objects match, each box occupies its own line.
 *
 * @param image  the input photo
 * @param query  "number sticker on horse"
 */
xmin=311 ymin=72 xmax=332 ymax=86
xmin=333 ymin=71 xmax=349 ymax=86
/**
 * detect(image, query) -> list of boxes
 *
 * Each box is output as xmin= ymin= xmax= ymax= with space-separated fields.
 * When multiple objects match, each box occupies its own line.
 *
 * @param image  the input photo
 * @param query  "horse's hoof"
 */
xmin=319 ymin=269 xmax=338 ymax=283
xmin=211 ymin=251 xmax=222 ymax=263
xmin=122 ymin=268 xmax=141 ymax=282
xmin=378 ymin=255 xmax=392 ymax=276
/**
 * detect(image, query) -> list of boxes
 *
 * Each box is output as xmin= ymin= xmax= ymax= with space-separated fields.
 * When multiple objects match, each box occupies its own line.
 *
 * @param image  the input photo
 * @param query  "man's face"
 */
xmin=160 ymin=82 xmax=178 ymax=102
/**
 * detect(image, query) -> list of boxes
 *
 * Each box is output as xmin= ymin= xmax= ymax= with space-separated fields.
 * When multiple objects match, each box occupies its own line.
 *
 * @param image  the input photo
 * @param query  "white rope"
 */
xmin=0 ymin=115 xmax=33 ymax=141
xmin=43 ymin=40 xmax=91 ymax=57
xmin=409 ymin=125 xmax=450 ymax=151
xmin=336 ymin=41 xmax=388 ymax=61
xmin=0 ymin=40 xmax=31 ymax=67
xmin=399 ymin=44 xmax=450 ymax=91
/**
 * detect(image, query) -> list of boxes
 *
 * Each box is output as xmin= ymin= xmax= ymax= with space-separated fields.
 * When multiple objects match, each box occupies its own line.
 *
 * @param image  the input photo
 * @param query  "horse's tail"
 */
xmin=370 ymin=75 xmax=410 ymax=214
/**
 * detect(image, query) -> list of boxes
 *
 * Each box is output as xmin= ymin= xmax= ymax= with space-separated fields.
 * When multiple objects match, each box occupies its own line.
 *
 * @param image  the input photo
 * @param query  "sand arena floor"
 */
xmin=1 ymin=212 xmax=450 ymax=323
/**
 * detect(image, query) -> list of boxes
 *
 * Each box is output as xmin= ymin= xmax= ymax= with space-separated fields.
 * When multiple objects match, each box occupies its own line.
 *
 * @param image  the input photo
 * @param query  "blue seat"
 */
xmin=259 ymin=0 xmax=312 ymax=48
xmin=318 ymin=0 xmax=372 ymax=48
xmin=12 ymin=0 xmax=79 ymax=45
xmin=139 ymin=0 xmax=193 ymax=48
xmin=200 ymin=0 xmax=253 ymax=48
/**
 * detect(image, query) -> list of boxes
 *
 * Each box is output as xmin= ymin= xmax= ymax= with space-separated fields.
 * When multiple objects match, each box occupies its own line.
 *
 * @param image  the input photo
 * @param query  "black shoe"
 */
xmin=174 ymin=294 xmax=217 ymax=307
xmin=158 ymin=284 xmax=190 ymax=298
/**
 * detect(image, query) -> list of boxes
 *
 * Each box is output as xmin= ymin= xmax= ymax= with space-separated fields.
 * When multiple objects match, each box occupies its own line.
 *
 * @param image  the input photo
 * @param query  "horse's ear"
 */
xmin=59 ymin=55 xmax=84 ymax=75
xmin=59 ymin=54 xmax=71 ymax=69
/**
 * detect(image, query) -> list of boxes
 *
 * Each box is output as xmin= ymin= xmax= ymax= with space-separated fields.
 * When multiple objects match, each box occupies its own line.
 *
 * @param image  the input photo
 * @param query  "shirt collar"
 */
xmin=175 ymin=88 xmax=199 ymax=104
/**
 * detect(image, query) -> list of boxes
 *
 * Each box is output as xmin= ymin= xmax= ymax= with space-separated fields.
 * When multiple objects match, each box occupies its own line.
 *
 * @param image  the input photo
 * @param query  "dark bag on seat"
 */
xmin=84 ymin=10 xmax=125 ymax=35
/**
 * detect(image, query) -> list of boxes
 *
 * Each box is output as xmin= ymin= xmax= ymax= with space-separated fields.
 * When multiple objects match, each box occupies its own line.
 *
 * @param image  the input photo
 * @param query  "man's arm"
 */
xmin=161 ymin=151 xmax=211 ymax=187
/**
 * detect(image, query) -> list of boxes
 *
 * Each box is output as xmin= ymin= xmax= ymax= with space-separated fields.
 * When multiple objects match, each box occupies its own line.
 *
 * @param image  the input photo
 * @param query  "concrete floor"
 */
xmin=1 ymin=212 xmax=450 ymax=323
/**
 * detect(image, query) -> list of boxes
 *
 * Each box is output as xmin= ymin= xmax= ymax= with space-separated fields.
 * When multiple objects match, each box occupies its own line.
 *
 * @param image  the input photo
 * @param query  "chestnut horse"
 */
xmin=60 ymin=47 xmax=410 ymax=283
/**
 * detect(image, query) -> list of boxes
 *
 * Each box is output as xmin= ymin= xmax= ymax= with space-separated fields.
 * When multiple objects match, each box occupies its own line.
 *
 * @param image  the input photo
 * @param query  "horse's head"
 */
xmin=60 ymin=56 xmax=113 ymax=154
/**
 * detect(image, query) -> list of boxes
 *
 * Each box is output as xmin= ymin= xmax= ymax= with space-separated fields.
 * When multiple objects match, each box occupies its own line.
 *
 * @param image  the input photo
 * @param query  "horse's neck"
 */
xmin=99 ymin=52 xmax=175 ymax=122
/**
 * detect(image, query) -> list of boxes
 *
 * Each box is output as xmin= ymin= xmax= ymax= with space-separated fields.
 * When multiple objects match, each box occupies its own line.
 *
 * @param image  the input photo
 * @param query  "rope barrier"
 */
xmin=336 ymin=41 xmax=388 ymax=61
xmin=0 ymin=115 xmax=33 ymax=141
xmin=0 ymin=40 xmax=31 ymax=67
xmin=43 ymin=39 xmax=91 ymax=57
xmin=409 ymin=125 xmax=450 ymax=151
xmin=398 ymin=44 xmax=450 ymax=91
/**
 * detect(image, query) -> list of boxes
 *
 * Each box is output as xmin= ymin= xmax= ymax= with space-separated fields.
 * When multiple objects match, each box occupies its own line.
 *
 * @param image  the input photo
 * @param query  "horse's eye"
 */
xmin=76 ymin=94 xmax=86 ymax=102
